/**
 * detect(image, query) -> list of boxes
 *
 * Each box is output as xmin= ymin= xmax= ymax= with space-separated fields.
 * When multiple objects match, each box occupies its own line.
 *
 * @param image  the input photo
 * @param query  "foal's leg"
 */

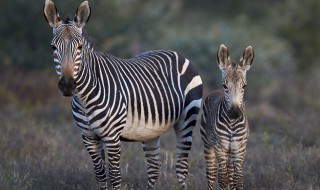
xmin=227 ymin=158 xmax=235 ymax=190
xmin=215 ymin=145 xmax=229 ymax=190
xmin=203 ymin=143 xmax=217 ymax=190
xmin=230 ymin=139 xmax=247 ymax=190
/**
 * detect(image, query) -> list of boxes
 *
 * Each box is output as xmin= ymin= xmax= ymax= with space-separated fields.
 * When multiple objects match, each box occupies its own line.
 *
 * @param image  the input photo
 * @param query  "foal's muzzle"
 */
xmin=229 ymin=105 xmax=242 ymax=120
xmin=58 ymin=77 xmax=76 ymax=96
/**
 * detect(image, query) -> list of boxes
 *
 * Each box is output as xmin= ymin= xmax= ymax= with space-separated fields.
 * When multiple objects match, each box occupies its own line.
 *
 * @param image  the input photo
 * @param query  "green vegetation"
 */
xmin=0 ymin=0 xmax=319 ymax=189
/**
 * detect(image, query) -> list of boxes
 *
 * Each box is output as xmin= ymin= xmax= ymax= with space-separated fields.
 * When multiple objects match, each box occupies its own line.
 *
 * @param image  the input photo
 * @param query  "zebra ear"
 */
xmin=75 ymin=1 xmax=91 ymax=28
xmin=217 ymin=44 xmax=231 ymax=70
xmin=43 ymin=0 xmax=61 ymax=27
xmin=240 ymin=46 xmax=254 ymax=71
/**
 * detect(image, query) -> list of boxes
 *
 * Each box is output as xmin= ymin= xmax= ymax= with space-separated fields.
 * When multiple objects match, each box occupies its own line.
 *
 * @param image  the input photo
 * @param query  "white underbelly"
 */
xmin=121 ymin=116 xmax=174 ymax=141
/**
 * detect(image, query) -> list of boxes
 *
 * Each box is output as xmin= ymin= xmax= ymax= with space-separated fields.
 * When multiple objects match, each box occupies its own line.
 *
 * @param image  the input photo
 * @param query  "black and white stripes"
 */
xmin=44 ymin=1 xmax=202 ymax=189
xmin=201 ymin=44 xmax=253 ymax=190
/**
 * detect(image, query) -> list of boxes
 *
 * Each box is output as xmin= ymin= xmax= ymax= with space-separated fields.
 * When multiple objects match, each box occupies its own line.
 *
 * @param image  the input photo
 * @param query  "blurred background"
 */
xmin=0 ymin=0 xmax=319 ymax=189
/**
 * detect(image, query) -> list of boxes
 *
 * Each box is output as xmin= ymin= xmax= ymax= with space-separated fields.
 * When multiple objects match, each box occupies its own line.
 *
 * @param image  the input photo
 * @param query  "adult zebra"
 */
xmin=201 ymin=44 xmax=253 ymax=190
xmin=43 ymin=0 xmax=203 ymax=189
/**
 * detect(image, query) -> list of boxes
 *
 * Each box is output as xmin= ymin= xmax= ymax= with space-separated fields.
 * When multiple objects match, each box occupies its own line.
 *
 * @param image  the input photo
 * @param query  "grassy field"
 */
xmin=0 ymin=71 xmax=319 ymax=190
xmin=1 ymin=0 xmax=320 ymax=189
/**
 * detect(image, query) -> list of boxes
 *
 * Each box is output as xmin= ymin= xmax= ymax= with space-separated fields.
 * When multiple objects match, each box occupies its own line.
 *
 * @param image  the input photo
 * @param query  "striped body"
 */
xmin=201 ymin=89 xmax=248 ymax=190
xmin=71 ymin=49 xmax=202 ymax=142
xmin=72 ymin=50 xmax=202 ymax=141
xmin=200 ymin=45 xmax=253 ymax=190
xmin=71 ymin=49 xmax=202 ymax=189
xmin=44 ymin=1 xmax=202 ymax=189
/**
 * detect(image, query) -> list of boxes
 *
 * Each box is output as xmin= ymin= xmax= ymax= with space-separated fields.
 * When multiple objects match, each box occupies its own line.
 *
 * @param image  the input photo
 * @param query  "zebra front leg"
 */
xmin=227 ymin=158 xmax=235 ymax=190
xmin=104 ymin=137 xmax=122 ymax=190
xmin=231 ymin=147 xmax=247 ymax=189
xmin=203 ymin=143 xmax=217 ymax=190
xmin=142 ymin=137 xmax=161 ymax=190
xmin=230 ymin=135 xmax=248 ymax=190
xmin=82 ymin=134 xmax=108 ymax=190
xmin=215 ymin=147 xmax=229 ymax=190
xmin=231 ymin=157 xmax=245 ymax=190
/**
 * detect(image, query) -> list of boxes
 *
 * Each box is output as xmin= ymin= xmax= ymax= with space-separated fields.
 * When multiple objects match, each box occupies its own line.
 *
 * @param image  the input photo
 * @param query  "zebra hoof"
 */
xmin=147 ymin=181 xmax=157 ymax=190
xmin=207 ymin=181 xmax=215 ymax=190
xmin=179 ymin=182 xmax=187 ymax=190
xmin=147 ymin=185 xmax=154 ymax=190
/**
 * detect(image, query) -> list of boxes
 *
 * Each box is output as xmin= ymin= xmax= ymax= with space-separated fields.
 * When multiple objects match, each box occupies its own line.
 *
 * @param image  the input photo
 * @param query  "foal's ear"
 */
xmin=217 ymin=44 xmax=231 ymax=70
xmin=43 ymin=0 xmax=61 ymax=27
xmin=240 ymin=46 xmax=254 ymax=71
xmin=74 ymin=1 xmax=91 ymax=28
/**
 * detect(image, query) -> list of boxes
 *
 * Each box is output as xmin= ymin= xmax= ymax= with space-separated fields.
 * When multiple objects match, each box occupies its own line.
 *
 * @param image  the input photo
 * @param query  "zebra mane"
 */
xmin=82 ymin=29 xmax=96 ymax=50
xmin=62 ymin=17 xmax=96 ymax=50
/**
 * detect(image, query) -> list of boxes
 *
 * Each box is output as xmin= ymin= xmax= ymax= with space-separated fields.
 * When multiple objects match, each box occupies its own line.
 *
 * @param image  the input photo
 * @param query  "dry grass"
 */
xmin=1 ymin=112 xmax=319 ymax=190
xmin=0 ymin=70 xmax=319 ymax=190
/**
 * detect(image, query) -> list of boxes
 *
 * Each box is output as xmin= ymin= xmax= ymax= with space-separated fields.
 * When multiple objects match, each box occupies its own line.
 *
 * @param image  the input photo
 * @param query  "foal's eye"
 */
xmin=223 ymin=84 xmax=228 ymax=89
xmin=51 ymin=45 xmax=57 ymax=50
xmin=77 ymin=44 xmax=83 ymax=50
xmin=243 ymin=84 xmax=247 ymax=89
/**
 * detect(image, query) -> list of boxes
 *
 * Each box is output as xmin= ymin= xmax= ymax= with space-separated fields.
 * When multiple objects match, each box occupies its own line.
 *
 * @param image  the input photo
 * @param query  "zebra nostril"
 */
xmin=58 ymin=77 xmax=75 ymax=96
xmin=58 ymin=78 xmax=65 ymax=89
xmin=229 ymin=106 xmax=242 ymax=119
xmin=71 ymin=78 xmax=76 ymax=90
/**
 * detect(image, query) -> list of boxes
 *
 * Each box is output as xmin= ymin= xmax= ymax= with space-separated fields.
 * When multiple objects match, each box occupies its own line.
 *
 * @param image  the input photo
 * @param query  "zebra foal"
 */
xmin=201 ymin=44 xmax=254 ymax=190
xmin=43 ymin=0 xmax=203 ymax=189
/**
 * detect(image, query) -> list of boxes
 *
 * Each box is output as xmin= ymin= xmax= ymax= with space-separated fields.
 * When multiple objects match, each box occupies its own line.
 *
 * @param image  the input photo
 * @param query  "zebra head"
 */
xmin=217 ymin=44 xmax=254 ymax=119
xmin=43 ymin=0 xmax=91 ymax=96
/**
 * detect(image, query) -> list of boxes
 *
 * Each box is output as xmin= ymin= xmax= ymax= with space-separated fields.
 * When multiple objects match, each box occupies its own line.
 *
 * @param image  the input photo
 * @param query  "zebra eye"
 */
xmin=243 ymin=84 xmax=247 ymax=89
xmin=223 ymin=84 xmax=228 ymax=89
xmin=51 ymin=45 xmax=57 ymax=50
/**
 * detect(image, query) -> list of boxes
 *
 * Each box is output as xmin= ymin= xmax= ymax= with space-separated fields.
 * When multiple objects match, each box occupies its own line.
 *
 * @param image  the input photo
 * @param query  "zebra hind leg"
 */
xmin=142 ymin=137 xmax=161 ymax=189
xmin=174 ymin=98 xmax=202 ymax=189
xmin=82 ymin=134 xmax=108 ymax=190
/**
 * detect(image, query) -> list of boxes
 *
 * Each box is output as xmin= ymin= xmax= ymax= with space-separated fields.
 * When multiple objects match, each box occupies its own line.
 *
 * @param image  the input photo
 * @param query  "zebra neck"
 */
xmin=74 ymin=51 xmax=124 ymax=114
xmin=73 ymin=51 xmax=115 ymax=108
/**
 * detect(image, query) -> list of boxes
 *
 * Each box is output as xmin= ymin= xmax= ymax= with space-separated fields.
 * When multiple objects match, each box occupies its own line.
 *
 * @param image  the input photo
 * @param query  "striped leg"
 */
xmin=82 ymin=134 xmax=108 ymax=190
xmin=174 ymin=124 xmax=191 ymax=190
xmin=231 ymin=141 xmax=247 ymax=190
xmin=104 ymin=137 xmax=122 ymax=190
xmin=230 ymin=154 xmax=245 ymax=190
xmin=174 ymin=99 xmax=201 ymax=189
xmin=200 ymin=106 xmax=217 ymax=190
xmin=232 ymin=159 xmax=244 ymax=190
xmin=142 ymin=137 xmax=161 ymax=189
xmin=215 ymin=147 xmax=229 ymax=190
xmin=203 ymin=143 xmax=217 ymax=190
xmin=227 ymin=158 xmax=235 ymax=190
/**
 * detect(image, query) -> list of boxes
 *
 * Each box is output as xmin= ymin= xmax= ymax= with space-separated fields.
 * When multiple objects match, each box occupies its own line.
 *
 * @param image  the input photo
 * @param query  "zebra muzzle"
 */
xmin=229 ymin=106 xmax=242 ymax=120
xmin=58 ymin=77 xmax=76 ymax=97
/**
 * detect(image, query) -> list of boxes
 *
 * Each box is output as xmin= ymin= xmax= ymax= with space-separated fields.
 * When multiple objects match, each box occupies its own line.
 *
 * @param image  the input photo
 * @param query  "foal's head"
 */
xmin=217 ymin=44 xmax=254 ymax=119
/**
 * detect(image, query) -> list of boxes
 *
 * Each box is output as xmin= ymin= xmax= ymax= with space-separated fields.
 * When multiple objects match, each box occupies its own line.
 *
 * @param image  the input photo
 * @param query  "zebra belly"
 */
xmin=121 ymin=119 xmax=173 ymax=141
